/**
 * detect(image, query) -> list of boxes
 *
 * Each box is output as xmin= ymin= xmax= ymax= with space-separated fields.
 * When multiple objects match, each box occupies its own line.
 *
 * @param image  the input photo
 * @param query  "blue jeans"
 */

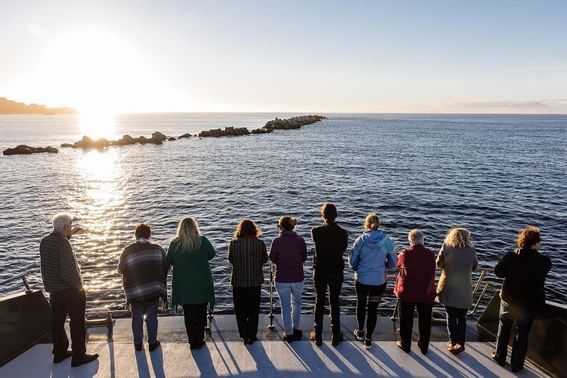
xmin=275 ymin=281 xmax=304 ymax=335
xmin=131 ymin=302 xmax=158 ymax=344
xmin=494 ymin=300 xmax=536 ymax=370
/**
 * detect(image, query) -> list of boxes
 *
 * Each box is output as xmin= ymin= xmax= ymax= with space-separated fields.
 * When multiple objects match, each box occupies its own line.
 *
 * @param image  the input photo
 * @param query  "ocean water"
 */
xmin=1 ymin=113 xmax=566 ymax=315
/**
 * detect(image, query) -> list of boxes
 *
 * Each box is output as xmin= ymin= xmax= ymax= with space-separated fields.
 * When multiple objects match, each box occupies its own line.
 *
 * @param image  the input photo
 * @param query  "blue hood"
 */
xmin=361 ymin=230 xmax=386 ymax=245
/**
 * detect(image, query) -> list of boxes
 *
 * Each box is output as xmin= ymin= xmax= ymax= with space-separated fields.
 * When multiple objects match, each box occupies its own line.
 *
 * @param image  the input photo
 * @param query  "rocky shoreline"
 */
xmin=3 ymin=115 xmax=326 ymax=155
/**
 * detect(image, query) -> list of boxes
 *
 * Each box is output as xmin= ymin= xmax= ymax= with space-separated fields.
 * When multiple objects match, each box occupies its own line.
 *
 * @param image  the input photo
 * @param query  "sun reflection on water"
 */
xmin=72 ymin=149 xmax=126 ymax=284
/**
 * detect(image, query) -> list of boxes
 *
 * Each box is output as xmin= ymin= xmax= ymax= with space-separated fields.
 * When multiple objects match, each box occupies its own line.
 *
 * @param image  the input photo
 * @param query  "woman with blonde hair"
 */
xmin=167 ymin=217 xmax=216 ymax=349
xmin=228 ymin=219 xmax=268 ymax=345
xmin=350 ymin=212 xmax=396 ymax=349
xmin=436 ymin=227 xmax=478 ymax=354
xmin=269 ymin=216 xmax=307 ymax=343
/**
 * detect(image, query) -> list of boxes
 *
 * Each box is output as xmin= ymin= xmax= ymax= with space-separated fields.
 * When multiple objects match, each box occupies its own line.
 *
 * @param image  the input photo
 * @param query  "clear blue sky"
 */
xmin=1 ymin=0 xmax=566 ymax=113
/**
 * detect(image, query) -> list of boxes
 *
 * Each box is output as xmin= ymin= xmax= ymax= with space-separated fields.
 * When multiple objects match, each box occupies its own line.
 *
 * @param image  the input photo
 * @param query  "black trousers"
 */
xmin=49 ymin=288 xmax=87 ymax=359
xmin=355 ymin=281 xmax=386 ymax=339
xmin=233 ymin=286 xmax=261 ymax=340
xmin=494 ymin=300 xmax=536 ymax=370
xmin=445 ymin=305 xmax=468 ymax=345
xmin=398 ymin=301 xmax=433 ymax=350
xmin=313 ymin=275 xmax=342 ymax=336
xmin=183 ymin=303 xmax=208 ymax=346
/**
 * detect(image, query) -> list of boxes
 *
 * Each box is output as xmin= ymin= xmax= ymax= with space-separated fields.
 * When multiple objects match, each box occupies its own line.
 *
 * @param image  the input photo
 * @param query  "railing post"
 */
xmin=21 ymin=275 xmax=32 ymax=293
xmin=206 ymin=303 xmax=214 ymax=333
xmin=268 ymin=262 xmax=275 ymax=331
xmin=390 ymin=298 xmax=399 ymax=322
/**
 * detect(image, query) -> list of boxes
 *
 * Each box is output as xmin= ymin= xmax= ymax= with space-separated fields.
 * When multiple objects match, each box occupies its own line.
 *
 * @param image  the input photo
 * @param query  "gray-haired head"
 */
xmin=52 ymin=213 xmax=73 ymax=232
xmin=408 ymin=229 xmax=424 ymax=246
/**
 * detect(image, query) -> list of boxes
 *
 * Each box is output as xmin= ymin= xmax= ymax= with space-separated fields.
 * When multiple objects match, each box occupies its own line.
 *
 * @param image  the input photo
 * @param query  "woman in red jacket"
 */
xmin=394 ymin=229 xmax=436 ymax=354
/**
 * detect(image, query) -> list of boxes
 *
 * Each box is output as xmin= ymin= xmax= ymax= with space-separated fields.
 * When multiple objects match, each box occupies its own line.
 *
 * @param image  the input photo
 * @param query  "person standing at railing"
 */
xmin=309 ymin=202 xmax=348 ymax=347
xmin=118 ymin=224 xmax=169 ymax=352
xmin=269 ymin=216 xmax=307 ymax=342
xmin=436 ymin=227 xmax=478 ymax=355
xmin=349 ymin=212 xmax=397 ymax=349
xmin=394 ymin=229 xmax=436 ymax=354
xmin=167 ymin=216 xmax=216 ymax=350
xmin=492 ymin=226 xmax=552 ymax=373
xmin=39 ymin=212 xmax=99 ymax=367
xmin=228 ymin=219 xmax=268 ymax=345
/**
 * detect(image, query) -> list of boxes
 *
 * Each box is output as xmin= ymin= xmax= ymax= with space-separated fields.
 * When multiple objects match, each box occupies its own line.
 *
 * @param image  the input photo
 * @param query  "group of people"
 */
xmin=39 ymin=204 xmax=552 ymax=373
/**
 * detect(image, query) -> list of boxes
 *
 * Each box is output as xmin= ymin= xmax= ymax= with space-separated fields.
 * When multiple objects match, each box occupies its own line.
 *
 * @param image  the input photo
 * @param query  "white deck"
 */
xmin=0 ymin=316 xmax=550 ymax=377
xmin=1 ymin=341 xmax=548 ymax=377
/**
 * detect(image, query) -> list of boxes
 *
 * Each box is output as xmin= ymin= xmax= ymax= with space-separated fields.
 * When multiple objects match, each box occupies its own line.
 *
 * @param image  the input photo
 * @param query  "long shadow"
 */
xmin=320 ymin=341 xmax=381 ymax=375
xmin=107 ymin=341 xmax=116 ymax=378
xmin=191 ymin=346 xmax=220 ymax=377
xmin=209 ymin=321 xmax=240 ymax=375
xmin=68 ymin=359 xmax=100 ymax=378
xmin=134 ymin=350 xmax=151 ymax=378
xmin=245 ymin=341 xmax=279 ymax=376
xmin=367 ymin=344 xmax=414 ymax=376
xmin=149 ymin=347 xmax=166 ymax=378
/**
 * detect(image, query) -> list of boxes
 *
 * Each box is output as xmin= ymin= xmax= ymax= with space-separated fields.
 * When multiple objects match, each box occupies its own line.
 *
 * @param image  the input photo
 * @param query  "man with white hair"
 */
xmin=39 ymin=213 xmax=98 ymax=367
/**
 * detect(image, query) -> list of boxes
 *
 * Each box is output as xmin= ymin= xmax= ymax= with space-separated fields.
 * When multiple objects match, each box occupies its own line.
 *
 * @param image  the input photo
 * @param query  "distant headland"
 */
xmin=0 ymin=97 xmax=76 ymax=115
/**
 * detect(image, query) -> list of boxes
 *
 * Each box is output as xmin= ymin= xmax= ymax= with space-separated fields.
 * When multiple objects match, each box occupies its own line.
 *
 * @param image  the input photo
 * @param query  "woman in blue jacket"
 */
xmin=349 ymin=213 xmax=396 ymax=349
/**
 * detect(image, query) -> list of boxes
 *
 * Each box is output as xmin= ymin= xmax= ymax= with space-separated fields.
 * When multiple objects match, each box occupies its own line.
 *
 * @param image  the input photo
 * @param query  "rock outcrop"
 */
xmin=262 ymin=115 xmax=326 ymax=131
xmin=62 ymin=131 xmax=173 ymax=149
xmin=199 ymin=127 xmax=250 ymax=138
xmin=3 ymin=145 xmax=58 ymax=155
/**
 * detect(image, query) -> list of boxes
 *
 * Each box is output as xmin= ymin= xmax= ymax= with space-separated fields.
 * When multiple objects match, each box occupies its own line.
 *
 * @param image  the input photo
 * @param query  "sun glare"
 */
xmin=32 ymin=29 xmax=175 ymax=123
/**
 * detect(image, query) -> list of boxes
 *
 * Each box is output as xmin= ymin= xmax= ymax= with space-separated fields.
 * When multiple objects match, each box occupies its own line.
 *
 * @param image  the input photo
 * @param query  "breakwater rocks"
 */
xmin=198 ymin=115 xmax=326 ymax=138
xmin=5 ymin=115 xmax=326 ymax=156
xmin=62 ymin=131 xmax=169 ymax=149
xmin=3 ymin=145 xmax=58 ymax=155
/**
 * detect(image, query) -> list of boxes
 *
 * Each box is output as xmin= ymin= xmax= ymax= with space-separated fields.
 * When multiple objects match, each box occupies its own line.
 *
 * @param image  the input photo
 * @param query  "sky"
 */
xmin=1 ymin=0 xmax=567 ymax=114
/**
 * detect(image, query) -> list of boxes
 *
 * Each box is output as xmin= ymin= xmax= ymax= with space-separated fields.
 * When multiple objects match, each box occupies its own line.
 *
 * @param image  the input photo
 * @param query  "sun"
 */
xmin=32 ymin=29 xmax=164 ymax=137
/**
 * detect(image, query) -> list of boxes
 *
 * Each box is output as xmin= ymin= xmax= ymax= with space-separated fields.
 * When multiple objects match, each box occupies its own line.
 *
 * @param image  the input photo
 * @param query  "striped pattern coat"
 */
xmin=118 ymin=239 xmax=169 ymax=304
xmin=39 ymin=231 xmax=83 ymax=292
xmin=228 ymin=238 xmax=268 ymax=287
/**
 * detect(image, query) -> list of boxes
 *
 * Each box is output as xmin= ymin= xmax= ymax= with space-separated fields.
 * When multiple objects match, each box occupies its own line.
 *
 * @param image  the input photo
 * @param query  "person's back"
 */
xmin=119 ymin=239 xmax=168 ymax=305
xmin=351 ymin=230 xmax=396 ymax=286
xmin=40 ymin=231 xmax=82 ymax=292
xmin=395 ymin=244 xmax=436 ymax=304
xmin=495 ymin=248 xmax=551 ymax=309
xmin=229 ymin=238 xmax=268 ymax=287
xmin=270 ymin=232 xmax=307 ymax=282
xmin=312 ymin=222 xmax=348 ymax=278
xmin=436 ymin=245 xmax=478 ymax=309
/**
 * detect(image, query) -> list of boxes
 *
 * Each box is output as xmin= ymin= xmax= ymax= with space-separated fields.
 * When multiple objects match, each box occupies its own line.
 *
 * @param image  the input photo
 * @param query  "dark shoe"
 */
xmin=248 ymin=336 xmax=257 ymax=345
xmin=418 ymin=342 xmax=428 ymax=354
xmin=53 ymin=351 xmax=72 ymax=363
xmin=148 ymin=341 xmax=161 ymax=352
xmin=282 ymin=331 xmax=293 ymax=343
xmin=71 ymin=354 xmax=99 ymax=367
xmin=134 ymin=343 xmax=143 ymax=351
xmin=491 ymin=352 xmax=505 ymax=366
xmin=364 ymin=338 xmax=372 ymax=350
xmin=511 ymin=366 xmax=523 ymax=373
xmin=397 ymin=341 xmax=411 ymax=353
xmin=190 ymin=340 xmax=205 ymax=350
xmin=353 ymin=329 xmax=365 ymax=341
xmin=293 ymin=329 xmax=303 ymax=341
xmin=331 ymin=332 xmax=343 ymax=347
xmin=309 ymin=330 xmax=322 ymax=346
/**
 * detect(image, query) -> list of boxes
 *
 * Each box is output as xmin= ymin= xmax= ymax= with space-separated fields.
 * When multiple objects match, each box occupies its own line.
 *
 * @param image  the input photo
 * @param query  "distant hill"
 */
xmin=0 ymin=97 xmax=76 ymax=114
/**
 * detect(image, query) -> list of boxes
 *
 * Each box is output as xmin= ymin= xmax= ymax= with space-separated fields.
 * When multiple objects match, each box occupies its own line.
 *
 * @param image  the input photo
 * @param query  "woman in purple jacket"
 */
xmin=269 ymin=216 xmax=307 ymax=342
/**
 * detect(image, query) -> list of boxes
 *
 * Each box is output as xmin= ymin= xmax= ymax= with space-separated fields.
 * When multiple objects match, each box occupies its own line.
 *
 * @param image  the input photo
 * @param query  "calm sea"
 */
xmin=1 ymin=113 xmax=566 ymax=315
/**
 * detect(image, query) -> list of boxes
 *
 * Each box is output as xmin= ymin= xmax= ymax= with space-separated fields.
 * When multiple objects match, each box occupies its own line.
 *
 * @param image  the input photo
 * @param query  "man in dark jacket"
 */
xmin=492 ymin=226 xmax=552 ymax=373
xmin=39 ymin=213 xmax=99 ymax=367
xmin=118 ymin=224 xmax=169 ymax=351
xmin=309 ymin=203 xmax=348 ymax=346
